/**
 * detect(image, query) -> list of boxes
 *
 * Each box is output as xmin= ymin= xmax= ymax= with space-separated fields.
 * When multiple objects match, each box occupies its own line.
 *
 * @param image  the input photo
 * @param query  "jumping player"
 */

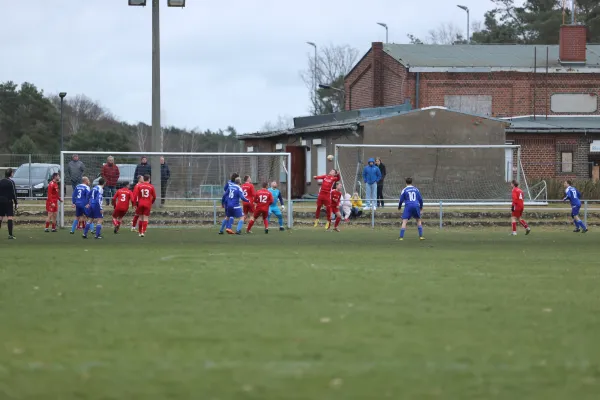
xmin=327 ymin=182 xmax=343 ymax=232
xmin=398 ymin=177 xmax=425 ymax=241
xmin=241 ymin=175 xmax=256 ymax=218
xmin=84 ymin=178 xmax=104 ymax=239
xmin=112 ymin=183 xmax=134 ymax=234
xmin=131 ymin=175 xmax=144 ymax=232
xmin=219 ymin=177 xmax=248 ymax=235
xmin=132 ymin=175 xmax=156 ymax=237
xmin=563 ymin=180 xmax=588 ymax=233
xmin=268 ymin=181 xmax=285 ymax=231
xmin=511 ymin=180 xmax=531 ymax=236
xmin=313 ymin=169 xmax=340 ymax=227
xmin=45 ymin=172 xmax=62 ymax=232
xmin=247 ymin=182 xmax=273 ymax=234
xmin=70 ymin=177 xmax=91 ymax=234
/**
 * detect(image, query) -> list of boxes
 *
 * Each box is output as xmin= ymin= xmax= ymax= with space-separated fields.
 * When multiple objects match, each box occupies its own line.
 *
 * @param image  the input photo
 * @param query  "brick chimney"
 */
xmin=371 ymin=42 xmax=384 ymax=107
xmin=559 ymin=25 xmax=587 ymax=63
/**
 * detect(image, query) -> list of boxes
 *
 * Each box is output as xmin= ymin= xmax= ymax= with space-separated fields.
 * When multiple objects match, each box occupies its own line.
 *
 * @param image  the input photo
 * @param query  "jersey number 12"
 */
xmin=259 ymin=194 xmax=268 ymax=203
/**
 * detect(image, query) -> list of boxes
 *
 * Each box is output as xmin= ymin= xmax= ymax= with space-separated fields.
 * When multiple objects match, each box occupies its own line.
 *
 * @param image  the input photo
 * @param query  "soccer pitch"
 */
xmin=1 ymin=227 xmax=599 ymax=399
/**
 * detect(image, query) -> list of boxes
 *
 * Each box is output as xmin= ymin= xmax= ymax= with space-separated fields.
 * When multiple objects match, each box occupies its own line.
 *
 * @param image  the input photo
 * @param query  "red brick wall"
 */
xmin=560 ymin=25 xmax=587 ymax=62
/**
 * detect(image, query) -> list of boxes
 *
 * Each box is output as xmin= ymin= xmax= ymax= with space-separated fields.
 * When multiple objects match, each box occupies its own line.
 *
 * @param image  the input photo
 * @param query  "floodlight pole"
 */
xmin=151 ymin=0 xmax=162 ymax=205
xmin=457 ymin=5 xmax=470 ymax=44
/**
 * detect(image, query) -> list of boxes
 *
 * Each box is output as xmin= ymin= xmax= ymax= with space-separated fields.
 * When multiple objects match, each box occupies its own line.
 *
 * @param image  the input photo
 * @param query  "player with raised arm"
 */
xmin=247 ymin=182 xmax=273 ymax=234
xmin=563 ymin=180 xmax=588 ymax=233
xmin=84 ymin=178 xmax=104 ymax=239
xmin=112 ymin=183 xmax=134 ymax=234
xmin=132 ymin=175 xmax=156 ymax=237
xmin=313 ymin=169 xmax=340 ymax=228
xmin=45 ymin=172 xmax=62 ymax=232
xmin=131 ymin=175 xmax=144 ymax=232
xmin=70 ymin=177 xmax=91 ymax=234
xmin=268 ymin=181 xmax=285 ymax=231
xmin=398 ymin=177 xmax=425 ymax=241
xmin=510 ymin=180 xmax=531 ymax=236
xmin=219 ymin=177 xmax=248 ymax=235
xmin=241 ymin=175 xmax=256 ymax=219
xmin=327 ymin=182 xmax=343 ymax=232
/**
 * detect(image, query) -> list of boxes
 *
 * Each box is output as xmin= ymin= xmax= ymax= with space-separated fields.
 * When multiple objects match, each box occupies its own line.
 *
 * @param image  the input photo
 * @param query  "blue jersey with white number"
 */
xmin=90 ymin=186 xmax=104 ymax=209
xmin=222 ymin=184 xmax=248 ymax=208
xmin=72 ymin=184 xmax=90 ymax=207
xmin=399 ymin=185 xmax=423 ymax=209
xmin=564 ymin=186 xmax=581 ymax=207
xmin=268 ymin=188 xmax=284 ymax=208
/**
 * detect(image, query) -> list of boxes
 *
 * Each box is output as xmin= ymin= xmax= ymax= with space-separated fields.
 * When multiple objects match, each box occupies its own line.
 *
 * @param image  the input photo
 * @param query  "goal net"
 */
xmin=59 ymin=151 xmax=292 ymax=228
xmin=334 ymin=144 xmax=546 ymax=205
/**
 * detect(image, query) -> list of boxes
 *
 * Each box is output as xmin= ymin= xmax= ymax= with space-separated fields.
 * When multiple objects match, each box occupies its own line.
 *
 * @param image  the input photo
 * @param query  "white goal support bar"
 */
xmin=59 ymin=151 xmax=293 ymax=229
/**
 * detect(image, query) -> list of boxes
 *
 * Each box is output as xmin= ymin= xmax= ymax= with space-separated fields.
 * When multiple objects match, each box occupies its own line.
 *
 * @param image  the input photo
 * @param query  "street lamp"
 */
xmin=167 ymin=0 xmax=185 ymax=6
xmin=59 ymin=92 xmax=67 ymax=151
xmin=457 ymin=5 xmax=470 ymax=44
xmin=318 ymin=84 xmax=344 ymax=93
xmin=377 ymin=22 xmax=388 ymax=43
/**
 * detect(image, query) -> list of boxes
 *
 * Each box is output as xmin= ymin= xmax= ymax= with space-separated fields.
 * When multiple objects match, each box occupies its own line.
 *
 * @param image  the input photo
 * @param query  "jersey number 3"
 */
xmin=120 ymin=193 xmax=127 ymax=202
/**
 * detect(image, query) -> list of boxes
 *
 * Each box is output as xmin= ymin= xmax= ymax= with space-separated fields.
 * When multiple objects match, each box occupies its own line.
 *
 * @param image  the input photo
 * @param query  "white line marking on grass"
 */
xmin=161 ymin=255 xmax=177 ymax=261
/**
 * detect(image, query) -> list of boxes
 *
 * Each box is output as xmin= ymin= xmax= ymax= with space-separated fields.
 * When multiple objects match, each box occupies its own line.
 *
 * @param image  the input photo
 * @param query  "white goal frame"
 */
xmin=59 ymin=151 xmax=292 ymax=229
xmin=334 ymin=144 xmax=547 ymax=207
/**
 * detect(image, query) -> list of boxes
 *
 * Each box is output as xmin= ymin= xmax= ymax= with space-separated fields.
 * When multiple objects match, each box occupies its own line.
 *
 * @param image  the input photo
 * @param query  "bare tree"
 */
xmin=427 ymin=22 xmax=466 ymax=44
xmin=261 ymin=114 xmax=294 ymax=132
xmin=67 ymin=95 xmax=112 ymax=136
xmin=300 ymin=44 xmax=359 ymax=115
xmin=136 ymin=123 xmax=149 ymax=152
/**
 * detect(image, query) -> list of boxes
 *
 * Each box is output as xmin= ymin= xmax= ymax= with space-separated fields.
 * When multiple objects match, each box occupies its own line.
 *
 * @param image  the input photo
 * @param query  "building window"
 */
xmin=561 ymin=152 xmax=573 ymax=173
xmin=444 ymin=95 xmax=492 ymax=116
xmin=316 ymin=146 xmax=326 ymax=177
xmin=551 ymin=94 xmax=598 ymax=113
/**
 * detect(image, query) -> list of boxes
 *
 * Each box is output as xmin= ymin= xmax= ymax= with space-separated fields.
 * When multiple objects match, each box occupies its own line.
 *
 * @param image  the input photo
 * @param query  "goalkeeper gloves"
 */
xmin=281 ymin=205 xmax=285 ymax=211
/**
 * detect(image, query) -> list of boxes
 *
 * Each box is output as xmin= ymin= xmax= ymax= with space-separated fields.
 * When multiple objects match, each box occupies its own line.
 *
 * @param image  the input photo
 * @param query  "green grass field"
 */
xmin=1 ymin=226 xmax=599 ymax=399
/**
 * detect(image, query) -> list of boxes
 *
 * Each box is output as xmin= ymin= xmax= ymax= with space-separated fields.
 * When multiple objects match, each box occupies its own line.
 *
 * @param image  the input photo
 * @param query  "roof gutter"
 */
xmin=507 ymin=129 xmax=600 ymax=133
xmin=408 ymin=66 xmax=600 ymax=73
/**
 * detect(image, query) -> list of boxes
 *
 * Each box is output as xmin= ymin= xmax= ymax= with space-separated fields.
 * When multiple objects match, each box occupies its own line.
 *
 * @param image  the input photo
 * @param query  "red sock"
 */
xmin=112 ymin=218 xmax=118 ymax=227
xmin=315 ymin=208 xmax=320 ymax=219
xmin=52 ymin=223 xmax=56 ymax=230
xmin=45 ymin=221 xmax=50 ymax=229
xmin=143 ymin=221 xmax=149 ymax=233
xmin=247 ymin=220 xmax=254 ymax=231
xmin=264 ymin=219 xmax=269 ymax=229
xmin=334 ymin=216 xmax=341 ymax=228
xmin=512 ymin=222 xmax=517 ymax=232
xmin=138 ymin=221 xmax=143 ymax=232
xmin=132 ymin=215 xmax=139 ymax=227
xmin=520 ymin=219 xmax=529 ymax=229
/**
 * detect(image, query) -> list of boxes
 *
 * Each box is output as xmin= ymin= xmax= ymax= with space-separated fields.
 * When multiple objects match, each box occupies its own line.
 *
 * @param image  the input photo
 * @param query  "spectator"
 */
xmin=133 ymin=156 xmax=151 ymax=192
xmin=362 ymin=158 xmax=381 ymax=210
xmin=350 ymin=192 xmax=363 ymax=219
xmin=101 ymin=156 xmax=120 ymax=206
xmin=66 ymin=154 xmax=85 ymax=192
xmin=342 ymin=193 xmax=352 ymax=221
xmin=160 ymin=156 xmax=171 ymax=205
xmin=375 ymin=157 xmax=387 ymax=207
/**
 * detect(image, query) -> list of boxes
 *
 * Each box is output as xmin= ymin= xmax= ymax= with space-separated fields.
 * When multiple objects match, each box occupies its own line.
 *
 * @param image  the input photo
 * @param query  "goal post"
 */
xmin=59 ymin=151 xmax=292 ymax=229
xmin=333 ymin=144 xmax=547 ymax=206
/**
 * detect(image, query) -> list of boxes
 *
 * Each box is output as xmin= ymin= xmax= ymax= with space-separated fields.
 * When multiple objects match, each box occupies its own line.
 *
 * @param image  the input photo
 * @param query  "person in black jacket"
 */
xmin=375 ymin=157 xmax=387 ymax=207
xmin=0 ymin=168 xmax=18 ymax=239
xmin=160 ymin=157 xmax=171 ymax=205
xmin=133 ymin=156 xmax=152 ymax=193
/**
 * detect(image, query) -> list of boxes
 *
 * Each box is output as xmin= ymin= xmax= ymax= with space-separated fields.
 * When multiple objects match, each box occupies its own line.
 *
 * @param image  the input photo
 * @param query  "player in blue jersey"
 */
xmin=563 ymin=180 xmax=588 ymax=233
xmin=268 ymin=181 xmax=285 ymax=231
xmin=398 ymin=177 xmax=424 ymax=241
xmin=70 ymin=177 xmax=91 ymax=234
xmin=219 ymin=177 xmax=248 ymax=235
xmin=83 ymin=178 xmax=105 ymax=239
xmin=223 ymin=172 xmax=239 ymax=192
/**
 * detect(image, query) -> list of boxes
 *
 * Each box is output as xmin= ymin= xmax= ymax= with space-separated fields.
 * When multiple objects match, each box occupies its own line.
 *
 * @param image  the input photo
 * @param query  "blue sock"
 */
xmin=90 ymin=223 xmax=95 ymax=232
xmin=579 ymin=220 xmax=587 ymax=230
xmin=227 ymin=217 xmax=234 ymax=229
xmin=84 ymin=223 xmax=91 ymax=236
xmin=400 ymin=228 xmax=405 ymax=238
xmin=278 ymin=215 xmax=283 ymax=227
xmin=418 ymin=226 xmax=423 ymax=237
xmin=574 ymin=220 xmax=580 ymax=229
xmin=237 ymin=219 xmax=244 ymax=232
xmin=71 ymin=220 xmax=78 ymax=232
xmin=95 ymin=224 xmax=102 ymax=237
xmin=220 ymin=219 xmax=227 ymax=232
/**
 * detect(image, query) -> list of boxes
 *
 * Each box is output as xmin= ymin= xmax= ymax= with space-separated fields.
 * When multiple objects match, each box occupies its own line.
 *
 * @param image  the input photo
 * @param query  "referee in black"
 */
xmin=0 ymin=168 xmax=18 ymax=239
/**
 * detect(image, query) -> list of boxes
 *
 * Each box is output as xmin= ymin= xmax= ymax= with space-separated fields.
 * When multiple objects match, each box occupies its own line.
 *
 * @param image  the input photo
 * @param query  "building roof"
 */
xmin=506 ymin=115 xmax=600 ymax=132
xmin=383 ymin=44 xmax=600 ymax=73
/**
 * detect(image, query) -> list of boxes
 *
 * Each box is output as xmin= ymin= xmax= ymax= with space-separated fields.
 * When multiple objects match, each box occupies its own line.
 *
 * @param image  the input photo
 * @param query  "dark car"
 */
xmin=92 ymin=164 xmax=136 ymax=188
xmin=12 ymin=163 xmax=61 ymax=198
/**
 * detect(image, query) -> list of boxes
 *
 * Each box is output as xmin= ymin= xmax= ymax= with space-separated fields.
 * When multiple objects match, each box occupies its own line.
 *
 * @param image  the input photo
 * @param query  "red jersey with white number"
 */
xmin=113 ymin=188 xmax=133 ymax=212
xmin=254 ymin=189 xmax=274 ymax=212
xmin=47 ymin=181 xmax=61 ymax=203
xmin=512 ymin=187 xmax=524 ymax=210
xmin=315 ymin=174 xmax=340 ymax=198
xmin=241 ymin=183 xmax=256 ymax=204
xmin=330 ymin=189 xmax=342 ymax=208
xmin=133 ymin=182 xmax=156 ymax=207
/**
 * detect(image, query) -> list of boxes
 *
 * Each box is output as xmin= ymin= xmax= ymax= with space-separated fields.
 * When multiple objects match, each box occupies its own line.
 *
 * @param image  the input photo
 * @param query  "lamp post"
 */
xmin=59 ymin=92 xmax=67 ymax=151
xmin=128 ymin=0 xmax=186 ymax=206
xmin=377 ymin=22 xmax=388 ymax=43
xmin=457 ymin=5 xmax=470 ymax=44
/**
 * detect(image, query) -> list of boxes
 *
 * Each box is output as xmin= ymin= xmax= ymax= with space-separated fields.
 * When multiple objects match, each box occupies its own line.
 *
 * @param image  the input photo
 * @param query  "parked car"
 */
xmin=92 ymin=164 xmax=137 ymax=189
xmin=12 ymin=163 xmax=61 ymax=198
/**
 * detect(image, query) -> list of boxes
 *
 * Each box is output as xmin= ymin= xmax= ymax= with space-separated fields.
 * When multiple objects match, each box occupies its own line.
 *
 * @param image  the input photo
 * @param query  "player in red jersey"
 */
xmin=132 ymin=175 xmax=156 ymax=237
xmin=241 ymin=175 xmax=256 ymax=218
xmin=511 ymin=180 xmax=530 ymax=236
xmin=112 ymin=183 xmax=134 ymax=234
xmin=327 ymin=182 xmax=343 ymax=232
xmin=313 ymin=169 xmax=340 ymax=227
xmin=45 ymin=172 xmax=62 ymax=232
xmin=247 ymin=182 xmax=273 ymax=234
xmin=131 ymin=175 xmax=144 ymax=232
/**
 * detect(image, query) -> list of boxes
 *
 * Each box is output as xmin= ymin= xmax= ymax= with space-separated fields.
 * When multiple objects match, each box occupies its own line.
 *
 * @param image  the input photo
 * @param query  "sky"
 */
xmin=1 ymin=0 xmax=500 ymax=134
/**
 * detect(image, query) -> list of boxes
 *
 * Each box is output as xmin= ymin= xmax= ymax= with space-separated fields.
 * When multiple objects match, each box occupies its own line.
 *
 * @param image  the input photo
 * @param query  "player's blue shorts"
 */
xmin=75 ymin=205 xmax=87 ymax=217
xmin=402 ymin=205 xmax=421 ymax=220
xmin=89 ymin=204 xmax=103 ymax=219
xmin=226 ymin=206 xmax=243 ymax=218
xmin=571 ymin=205 xmax=581 ymax=218
xmin=268 ymin=207 xmax=282 ymax=218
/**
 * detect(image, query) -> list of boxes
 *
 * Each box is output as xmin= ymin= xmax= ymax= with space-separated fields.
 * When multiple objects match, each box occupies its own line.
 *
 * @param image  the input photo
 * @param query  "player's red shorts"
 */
xmin=243 ymin=202 xmax=255 ymax=215
xmin=46 ymin=201 xmax=58 ymax=213
xmin=136 ymin=204 xmax=152 ymax=217
xmin=253 ymin=209 xmax=269 ymax=220
xmin=330 ymin=206 xmax=340 ymax=214
xmin=316 ymin=195 xmax=330 ymax=209
xmin=512 ymin=208 xmax=523 ymax=218
xmin=113 ymin=209 xmax=128 ymax=219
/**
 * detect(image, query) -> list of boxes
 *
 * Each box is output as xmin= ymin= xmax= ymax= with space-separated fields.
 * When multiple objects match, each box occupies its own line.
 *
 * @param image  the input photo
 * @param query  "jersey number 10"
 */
xmin=408 ymin=192 xmax=417 ymax=201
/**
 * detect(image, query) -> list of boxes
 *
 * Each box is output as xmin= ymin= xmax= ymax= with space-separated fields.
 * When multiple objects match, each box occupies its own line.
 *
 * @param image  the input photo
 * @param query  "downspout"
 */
xmin=415 ymin=72 xmax=420 ymax=109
